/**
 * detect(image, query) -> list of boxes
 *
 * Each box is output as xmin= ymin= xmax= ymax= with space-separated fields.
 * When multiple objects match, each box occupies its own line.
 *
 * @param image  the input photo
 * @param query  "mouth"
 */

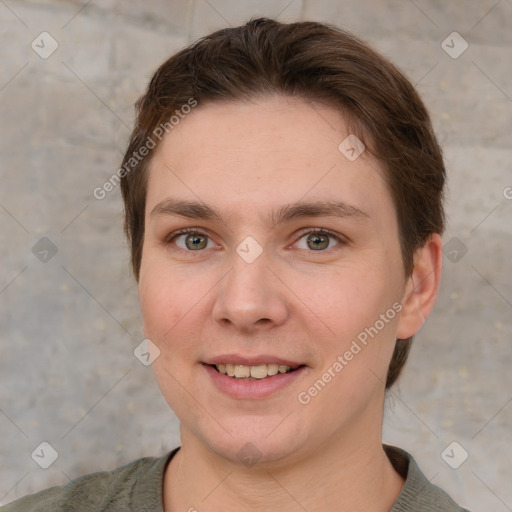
xmin=203 ymin=357 xmax=308 ymax=399
xmin=207 ymin=363 xmax=303 ymax=380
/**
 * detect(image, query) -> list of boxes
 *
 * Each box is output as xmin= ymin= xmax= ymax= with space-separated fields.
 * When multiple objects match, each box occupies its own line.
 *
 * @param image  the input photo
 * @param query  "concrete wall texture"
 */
xmin=0 ymin=1 xmax=511 ymax=510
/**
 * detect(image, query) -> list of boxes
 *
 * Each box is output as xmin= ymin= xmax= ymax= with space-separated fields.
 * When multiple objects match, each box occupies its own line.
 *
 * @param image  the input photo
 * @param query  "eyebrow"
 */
xmin=150 ymin=198 xmax=370 ymax=227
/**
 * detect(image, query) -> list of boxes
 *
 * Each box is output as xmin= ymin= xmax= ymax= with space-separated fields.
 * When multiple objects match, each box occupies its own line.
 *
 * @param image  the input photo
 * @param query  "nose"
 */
xmin=212 ymin=248 xmax=289 ymax=333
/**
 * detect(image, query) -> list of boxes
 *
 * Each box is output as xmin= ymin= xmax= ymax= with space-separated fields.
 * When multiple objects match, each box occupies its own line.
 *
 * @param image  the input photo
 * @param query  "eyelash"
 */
xmin=165 ymin=227 xmax=346 ymax=253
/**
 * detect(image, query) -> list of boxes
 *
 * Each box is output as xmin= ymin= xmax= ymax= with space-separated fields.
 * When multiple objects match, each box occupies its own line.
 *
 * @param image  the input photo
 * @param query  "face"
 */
xmin=138 ymin=95 xmax=409 ymax=466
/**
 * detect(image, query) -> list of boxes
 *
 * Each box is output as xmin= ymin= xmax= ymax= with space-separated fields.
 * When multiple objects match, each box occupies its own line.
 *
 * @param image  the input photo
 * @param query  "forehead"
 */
xmin=145 ymin=95 xmax=395 ymax=226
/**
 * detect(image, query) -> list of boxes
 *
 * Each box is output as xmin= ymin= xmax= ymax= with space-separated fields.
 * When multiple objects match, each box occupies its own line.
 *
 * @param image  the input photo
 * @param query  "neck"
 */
xmin=163 ymin=420 xmax=404 ymax=512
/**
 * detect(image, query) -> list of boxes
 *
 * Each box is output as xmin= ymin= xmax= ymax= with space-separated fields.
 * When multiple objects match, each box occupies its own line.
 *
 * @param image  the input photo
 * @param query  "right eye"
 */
xmin=167 ymin=228 xmax=216 ymax=251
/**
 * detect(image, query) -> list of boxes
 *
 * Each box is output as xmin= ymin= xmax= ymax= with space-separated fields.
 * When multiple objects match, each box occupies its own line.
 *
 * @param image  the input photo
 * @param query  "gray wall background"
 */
xmin=1 ymin=1 xmax=511 ymax=510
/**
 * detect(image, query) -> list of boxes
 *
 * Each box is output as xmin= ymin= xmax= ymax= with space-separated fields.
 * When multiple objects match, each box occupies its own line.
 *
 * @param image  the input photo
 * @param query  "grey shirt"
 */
xmin=2 ymin=445 xmax=470 ymax=511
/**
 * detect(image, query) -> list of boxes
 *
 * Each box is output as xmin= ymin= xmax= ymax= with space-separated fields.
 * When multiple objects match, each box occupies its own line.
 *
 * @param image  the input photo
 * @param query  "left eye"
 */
xmin=294 ymin=230 xmax=342 ymax=251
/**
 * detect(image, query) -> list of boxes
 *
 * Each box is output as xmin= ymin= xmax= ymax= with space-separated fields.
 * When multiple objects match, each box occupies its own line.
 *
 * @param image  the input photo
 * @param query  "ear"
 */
xmin=396 ymin=233 xmax=443 ymax=339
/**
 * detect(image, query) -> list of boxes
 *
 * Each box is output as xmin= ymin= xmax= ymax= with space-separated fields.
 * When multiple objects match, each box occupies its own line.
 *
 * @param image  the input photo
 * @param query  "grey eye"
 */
xmin=172 ymin=232 xmax=212 ymax=251
xmin=295 ymin=230 xmax=341 ymax=251
xmin=184 ymin=233 xmax=208 ymax=250
xmin=306 ymin=232 xmax=330 ymax=250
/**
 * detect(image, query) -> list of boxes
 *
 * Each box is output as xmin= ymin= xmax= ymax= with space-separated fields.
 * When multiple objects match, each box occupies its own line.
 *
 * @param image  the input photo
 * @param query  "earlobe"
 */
xmin=396 ymin=234 xmax=443 ymax=339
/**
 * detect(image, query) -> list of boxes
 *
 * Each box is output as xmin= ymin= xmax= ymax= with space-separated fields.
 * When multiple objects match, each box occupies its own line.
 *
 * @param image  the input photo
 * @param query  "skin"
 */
xmin=138 ymin=94 xmax=443 ymax=511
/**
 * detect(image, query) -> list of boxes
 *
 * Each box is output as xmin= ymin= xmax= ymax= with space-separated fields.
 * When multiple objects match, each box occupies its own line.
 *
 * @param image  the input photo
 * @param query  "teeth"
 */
xmin=214 ymin=363 xmax=294 ymax=379
xmin=234 ymin=365 xmax=251 ymax=378
xmin=250 ymin=365 xmax=267 ymax=379
xmin=267 ymin=364 xmax=279 ymax=376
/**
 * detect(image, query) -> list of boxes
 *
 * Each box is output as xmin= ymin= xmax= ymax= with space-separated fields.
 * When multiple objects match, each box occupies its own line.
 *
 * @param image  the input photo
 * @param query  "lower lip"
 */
xmin=203 ymin=364 xmax=307 ymax=399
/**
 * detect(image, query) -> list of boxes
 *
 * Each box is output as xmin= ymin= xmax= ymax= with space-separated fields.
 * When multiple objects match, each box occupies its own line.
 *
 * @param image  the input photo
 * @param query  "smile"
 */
xmin=213 ymin=363 xmax=298 ymax=379
xmin=204 ymin=362 xmax=307 ymax=399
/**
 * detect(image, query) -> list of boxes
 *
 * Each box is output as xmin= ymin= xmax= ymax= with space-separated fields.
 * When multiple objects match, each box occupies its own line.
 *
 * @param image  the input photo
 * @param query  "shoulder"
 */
xmin=385 ymin=445 xmax=471 ymax=512
xmin=1 ymin=449 xmax=177 ymax=512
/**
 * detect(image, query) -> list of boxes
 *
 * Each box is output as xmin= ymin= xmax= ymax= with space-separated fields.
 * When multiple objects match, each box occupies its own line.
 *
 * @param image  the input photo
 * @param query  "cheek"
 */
xmin=307 ymin=264 xmax=401 ymax=336
xmin=138 ymin=257 xmax=198 ymax=347
xmin=138 ymin=262 xmax=202 ymax=407
xmin=304 ymin=263 xmax=403 ymax=385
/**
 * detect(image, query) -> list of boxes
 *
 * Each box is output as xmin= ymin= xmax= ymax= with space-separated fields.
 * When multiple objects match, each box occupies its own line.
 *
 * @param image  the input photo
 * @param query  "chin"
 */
xmin=191 ymin=414 xmax=311 ymax=468
xmin=211 ymin=436 xmax=305 ymax=469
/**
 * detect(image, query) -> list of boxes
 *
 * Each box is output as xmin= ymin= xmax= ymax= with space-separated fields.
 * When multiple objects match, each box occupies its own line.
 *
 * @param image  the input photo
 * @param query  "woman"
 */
xmin=4 ymin=18 xmax=470 ymax=512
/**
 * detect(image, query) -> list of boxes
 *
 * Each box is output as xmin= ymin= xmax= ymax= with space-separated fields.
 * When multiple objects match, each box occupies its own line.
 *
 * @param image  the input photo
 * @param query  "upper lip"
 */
xmin=204 ymin=354 xmax=304 ymax=368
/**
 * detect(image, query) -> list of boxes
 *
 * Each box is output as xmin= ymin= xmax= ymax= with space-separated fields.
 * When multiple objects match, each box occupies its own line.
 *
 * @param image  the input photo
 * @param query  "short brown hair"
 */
xmin=120 ymin=18 xmax=445 ymax=388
